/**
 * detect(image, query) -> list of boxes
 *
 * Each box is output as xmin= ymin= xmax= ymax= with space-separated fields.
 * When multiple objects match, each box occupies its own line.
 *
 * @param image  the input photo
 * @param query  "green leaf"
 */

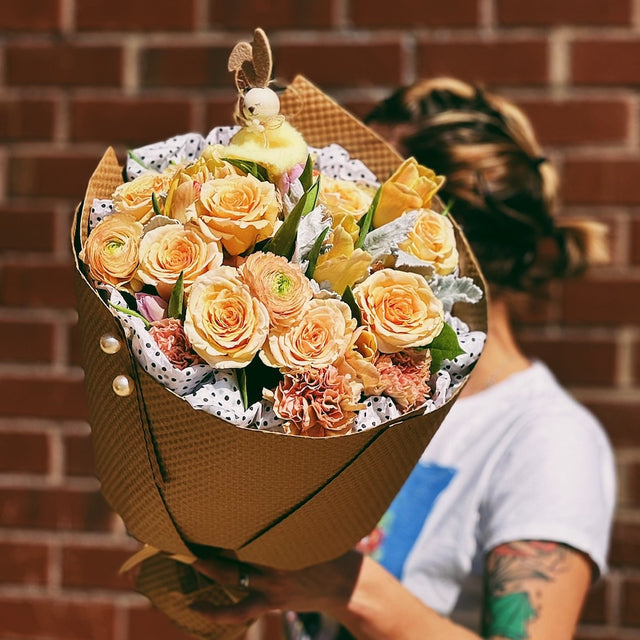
xmin=428 ymin=322 xmax=466 ymax=374
xmin=222 ymin=157 xmax=270 ymax=182
xmin=108 ymin=301 xmax=151 ymax=330
xmin=168 ymin=272 xmax=185 ymax=320
xmin=355 ymin=186 xmax=381 ymax=250
xmin=304 ymin=226 xmax=330 ymax=279
xmin=441 ymin=199 xmax=454 ymax=217
xmin=127 ymin=150 xmax=153 ymax=171
xmin=237 ymin=368 xmax=248 ymax=411
xmin=263 ymin=177 xmax=321 ymax=259
xmin=151 ymin=192 xmax=163 ymax=216
xmin=341 ymin=285 xmax=361 ymax=325
xmin=299 ymin=154 xmax=314 ymax=192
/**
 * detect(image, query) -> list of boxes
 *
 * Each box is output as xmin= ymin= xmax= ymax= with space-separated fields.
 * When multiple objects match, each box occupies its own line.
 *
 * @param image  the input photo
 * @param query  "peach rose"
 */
xmin=197 ymin=174 xmax=281 ymax=255
xmin=319 ymin=174 xmax=374 ymax=222
xmin=271 ymin=365 xmax=364 ymax=437
xmin=399 ymin=209 xmax=459 ymax=275
xmin=134 ymin=220 xmax=224 ymax=299
xmin=184 ymin=266 xmax=269 ymax=368
xmin=373 ymin=158 xmax=444 ymax=228
xmin=260 ymin=298 xmax=356 ymax=370
xmin=240 ymin=251 xmax=313 ymax=328
xmin=113 ymin=171 xmax=175 ymax=224
xmin=335 ymin=327 xmax=383 ymax=395
xmin=353 ymin=268 xmax=444 ymax=353
xmin=79 ymin=213 xmax=142 ymax=286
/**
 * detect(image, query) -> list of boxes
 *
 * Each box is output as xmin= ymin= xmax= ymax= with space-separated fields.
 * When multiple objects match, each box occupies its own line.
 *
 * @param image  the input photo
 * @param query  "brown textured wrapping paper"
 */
xmin=72 ymin=75 xmax=487 ymax=639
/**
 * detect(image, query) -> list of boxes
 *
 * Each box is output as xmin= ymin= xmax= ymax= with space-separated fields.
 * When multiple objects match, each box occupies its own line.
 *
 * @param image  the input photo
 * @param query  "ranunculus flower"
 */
xmin=133 ymin=219 xmax=224 ymax=299
xmin=335 ymin=327 xmax=383 ymax=395
xmin=270 ymin=365 xmax=364 ymax=437
xmin=399 ymin=209 xmax=459 ymax=275
xmin=353 ymin=268 xmax=444 ymax=353
xmin=197 ymin=173 xmax=281 ymax=255
xmin=184 ymin=266 xmax=270 ymax=368
xmin=313 ymin=226 xmax=372 ymax=295
xmin=319 ymin=174 xmax=374 ymax=222
xmin=375 ymin=350 xmax=432 ymax=411
xmin=135 ymin=293 xmax=168 ymax=322
xmin=260 ymin=298 xmax=356 ymax=370
xmin=112 ymin=171 xmax=175 ymax=224
xmin=149 ymin=317 xmax=204 ymax=370
xmin=79 ymin=213 xmax=142 ymax=286
xmin=240 ymin=251 xmax=313 ymax=328
xmin=373 ymin=158 xmax=444 ymax=228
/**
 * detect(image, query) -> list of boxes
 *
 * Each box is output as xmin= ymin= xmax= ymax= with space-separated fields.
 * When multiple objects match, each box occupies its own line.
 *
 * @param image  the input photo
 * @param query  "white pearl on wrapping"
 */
xmin=100 ymin=333 xmax=122 ymax=354
xmin=242 ymin=87 xmax=280 ymax=119
xmin=112 ymin=375 xmax=134 ymax=397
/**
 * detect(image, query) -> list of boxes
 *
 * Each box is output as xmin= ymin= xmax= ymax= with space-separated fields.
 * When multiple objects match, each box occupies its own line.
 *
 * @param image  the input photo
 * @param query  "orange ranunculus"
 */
xmin=353 ymin=268 xmax=444 ymax=353
xmin=373 ymin=158 xmax=444 ymax=228
xmin=184 ymin=266 xmax=269 ymax=368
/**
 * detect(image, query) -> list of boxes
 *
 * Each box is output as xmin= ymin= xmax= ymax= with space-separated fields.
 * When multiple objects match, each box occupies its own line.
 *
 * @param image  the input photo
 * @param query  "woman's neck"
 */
xmin=459 ymin=296 xmax=531 ymax=397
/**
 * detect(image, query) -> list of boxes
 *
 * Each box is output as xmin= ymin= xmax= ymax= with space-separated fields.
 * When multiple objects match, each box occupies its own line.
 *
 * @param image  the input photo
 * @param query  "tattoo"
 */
xmin=482 ymin=541 xmax=569 ymax=640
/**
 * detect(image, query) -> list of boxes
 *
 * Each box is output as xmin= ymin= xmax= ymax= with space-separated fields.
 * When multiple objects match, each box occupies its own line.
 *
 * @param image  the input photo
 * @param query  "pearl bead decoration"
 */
xmin=112 ymin=375 xmax=134 ymax=397
xmin=100 ymin=334 xmax=122 ymax=354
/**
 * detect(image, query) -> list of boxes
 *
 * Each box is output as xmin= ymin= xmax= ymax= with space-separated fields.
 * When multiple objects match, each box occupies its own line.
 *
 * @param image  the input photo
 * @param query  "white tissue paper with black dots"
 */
xmin=89 ymin=199 xmax=114 ymax=233
xmin=310 ymin=143 xmax=379 ymax=187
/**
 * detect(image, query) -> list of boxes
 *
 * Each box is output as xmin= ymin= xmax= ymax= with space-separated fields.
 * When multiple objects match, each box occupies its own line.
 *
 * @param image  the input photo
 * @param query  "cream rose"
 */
xmin=260 ymin=298 xmax=356 ymax=370
xmin=113 ymin=171 xmax=175 ymax=224
xmin=197 ymin=174 xmax=281 ymax=255
xmin=184 ymin=266 xmax=269 ymax=368
xmin=134 ymin=220 xmax=224 ymax=298
xmin=353 ymin=268 xmax=444 ymax=353
xmin=240 ymin=251 xmax=313 ymax=328
xmin=373 ymin=158 xmax=444 ymax=228
xmin=399 ymin=209 xmax=459 ymax=275
xmin=319 ymin=174 xmax=374 ymax=222
xmin=79 ymin=213 xmax=142 ymax=286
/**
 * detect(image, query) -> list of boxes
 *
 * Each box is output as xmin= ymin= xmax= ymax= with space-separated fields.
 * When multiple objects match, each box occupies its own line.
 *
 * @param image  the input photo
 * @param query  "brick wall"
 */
xmin=1 ymin=1 xmax=638 ymax=639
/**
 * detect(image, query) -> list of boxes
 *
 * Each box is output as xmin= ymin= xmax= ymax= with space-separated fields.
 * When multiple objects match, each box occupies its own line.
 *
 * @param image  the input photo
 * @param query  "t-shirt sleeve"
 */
xmin=480 ymin=401 xmax=616 ymax=577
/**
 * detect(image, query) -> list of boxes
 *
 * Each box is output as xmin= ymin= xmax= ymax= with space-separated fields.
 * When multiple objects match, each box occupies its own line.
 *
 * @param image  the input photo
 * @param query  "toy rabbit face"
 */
xmin=243 ymin=87 xmax=281 ymax=120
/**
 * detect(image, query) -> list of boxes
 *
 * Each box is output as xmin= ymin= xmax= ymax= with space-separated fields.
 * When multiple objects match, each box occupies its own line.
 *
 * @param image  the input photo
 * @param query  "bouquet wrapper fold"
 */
xmin=72 ymin=75 xmax=487 ymax=639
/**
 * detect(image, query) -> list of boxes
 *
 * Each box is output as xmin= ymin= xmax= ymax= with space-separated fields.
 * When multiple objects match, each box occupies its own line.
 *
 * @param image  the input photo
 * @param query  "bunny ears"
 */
xmin=228 ymin=28 xmax=274 ymax=92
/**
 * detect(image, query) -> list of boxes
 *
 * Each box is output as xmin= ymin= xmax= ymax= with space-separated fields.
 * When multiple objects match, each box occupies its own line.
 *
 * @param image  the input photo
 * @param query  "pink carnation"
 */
xmin=272 ymin=365 xmax=363 ymax=437
xmin=375 ymin=350 xmax=432 ymax=411
xmin=149 ymin=318 xmax=203 ymax=370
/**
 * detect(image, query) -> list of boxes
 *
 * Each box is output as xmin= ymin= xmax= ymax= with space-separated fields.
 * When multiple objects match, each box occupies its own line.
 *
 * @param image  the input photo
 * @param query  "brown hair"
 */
xmin=365 ymin=77 xmax=608 ymax=292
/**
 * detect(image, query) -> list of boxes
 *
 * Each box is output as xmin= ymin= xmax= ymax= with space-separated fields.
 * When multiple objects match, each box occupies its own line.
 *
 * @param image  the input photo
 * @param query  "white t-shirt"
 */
xmin=367 ymin=361 xmax=616 ymax=632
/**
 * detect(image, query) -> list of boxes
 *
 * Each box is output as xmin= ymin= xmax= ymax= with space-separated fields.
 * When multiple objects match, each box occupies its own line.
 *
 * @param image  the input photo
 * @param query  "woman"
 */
xmin=190 ymin=78 xmax=616 ymax=640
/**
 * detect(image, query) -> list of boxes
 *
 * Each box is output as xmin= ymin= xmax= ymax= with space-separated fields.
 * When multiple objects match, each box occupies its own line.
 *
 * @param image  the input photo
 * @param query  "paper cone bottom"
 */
xmin=136 ymin=555 xmax=251 ymax=640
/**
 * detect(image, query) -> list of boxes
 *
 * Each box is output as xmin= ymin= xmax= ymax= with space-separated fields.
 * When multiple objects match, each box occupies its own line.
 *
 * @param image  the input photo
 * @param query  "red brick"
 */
xmin=0 ymin=598 xmax=114 ymax=640
xmin=0 ymin=98 xmax=56 ymax=141
xmin=276 ymin=41 xmax=404 ymax=88
xmin=128 ymin=606 xmax=199 ymax=640
xmin=0 ymin=376 xmax=88 ymax=420
xmin=564 ymin=159 xmax=640 ymax=205
xmin=580 ymin=578 xmax=609 ymax=624
xmin=621 ymin=576 xmax=640 ymax=626
xmin=417 ymin=39 xmax=548 ymax=86
xmin=71 ymin=98 xmax=195 ymax=146
xmin=626 ymin=462 xmax=640 ymax=508
xmin=0 ymin=432 xmax=49 ymax=473
xmin=68 ymin=322 xmax=84 ymax=367
xmin=498 ymin=0 xmax=632 ymax=26
xmin=0 ymin=262 xmax=76 ymax=309
xmin=519 ymin=337 xmax=617 ymax=386
xmin=204 ymin=98 xmax=242 ymax=130
xmin=350 ymin=0 xmax=478 ymax=27
xmin=632 ymin=218 xmax=640 ymax=265
xmin=8 ymin=152 xmax=102 ymax=199
xmin=141 ymin=46 xmax=232 ymax=88
xmin=573 ymin=40 xmax=640 ymax=86
xmin=561 ymin=278 xmax=640 ymax=325
xmin=635 ymin=339 xmax=640 ymax=386
xmin=516 ymin=98 xmax=630 ymax=146
xmin=0 ymin=0 xmax=61 ymax=30
xmin=0 ymin=206 xmax=56 ymax=252
xmin=0 ymin=542 xmax=49 ymax=585
xmin=62 ymin=546 xmax=135 ymax=590
xmin=585 ymin=401 xmax=640 ymax=448
xmin=0 ymin=488 xmax=112 ymax=531
xmin=5 ymin=44 xmax=123 ymax=88
xmin=76 ymin=0 xmax=196 ymax=30
xmin=64 ymin=433 xmax=96 ymax=477
xmin=0 ymin=320 xmax=55 ymax=364
xmin=209 ymin=0 xmax=336 ymax=29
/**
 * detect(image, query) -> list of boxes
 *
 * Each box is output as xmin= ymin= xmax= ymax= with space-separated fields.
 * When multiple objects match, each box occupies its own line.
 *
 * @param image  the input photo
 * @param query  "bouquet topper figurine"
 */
xmin=72 ymin=28 xmax=487 ymax=640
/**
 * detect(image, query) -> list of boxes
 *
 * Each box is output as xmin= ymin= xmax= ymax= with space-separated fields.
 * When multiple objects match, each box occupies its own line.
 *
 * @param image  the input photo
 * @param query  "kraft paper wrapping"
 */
xmin=72 ymin=75 xmax=487 ymax=639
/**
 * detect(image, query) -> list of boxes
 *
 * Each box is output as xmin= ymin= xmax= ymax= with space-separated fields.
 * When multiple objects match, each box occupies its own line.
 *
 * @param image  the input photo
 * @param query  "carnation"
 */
xmin=375 ymin=350 xmax=432 ymax=411
xmin=149 ymin=318 xmax=204 ymax=370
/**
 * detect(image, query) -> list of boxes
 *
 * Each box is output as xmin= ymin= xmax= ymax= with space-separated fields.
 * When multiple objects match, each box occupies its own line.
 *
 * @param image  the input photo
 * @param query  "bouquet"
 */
xmin=72 ymin=29 xmax=487 ymax=640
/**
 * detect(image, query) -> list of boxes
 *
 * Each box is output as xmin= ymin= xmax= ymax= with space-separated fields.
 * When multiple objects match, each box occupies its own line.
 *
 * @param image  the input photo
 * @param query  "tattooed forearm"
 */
xmin=482 ymin=541 xmax=569 ymax=640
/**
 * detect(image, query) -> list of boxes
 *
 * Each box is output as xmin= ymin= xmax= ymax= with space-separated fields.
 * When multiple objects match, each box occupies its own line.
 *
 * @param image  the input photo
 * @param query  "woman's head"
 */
xmin=365 ymin=77 xmax=608 ymax=293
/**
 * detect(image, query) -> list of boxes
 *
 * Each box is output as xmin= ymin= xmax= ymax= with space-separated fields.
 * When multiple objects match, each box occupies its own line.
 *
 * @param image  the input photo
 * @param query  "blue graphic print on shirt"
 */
xmin=375 ymin=462 xmax=456 ymax=579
